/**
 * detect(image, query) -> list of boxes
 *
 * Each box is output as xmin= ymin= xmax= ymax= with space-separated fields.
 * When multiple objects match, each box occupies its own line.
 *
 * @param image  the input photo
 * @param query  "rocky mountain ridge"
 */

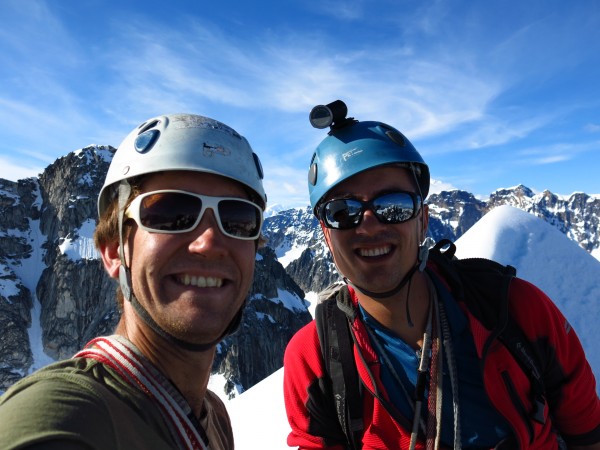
xmin=265 ymin=187 xmax=600 ymax=294
xmin=1 ymin=145 xmax=599 ymax=396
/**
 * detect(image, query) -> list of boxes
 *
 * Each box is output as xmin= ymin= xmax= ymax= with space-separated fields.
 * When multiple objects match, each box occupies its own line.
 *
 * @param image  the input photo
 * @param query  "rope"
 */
xmin=409 ymin=293 xmax=433 ymax=450
xmin=74 ymin=336 xmax=209 ymax=450
xmin=438 ymin=296 xmax=462 ymax=450
xmin=363 ymin=274 xmax=463 ymax=450
xmin=366 ymin=327 xmax=419 ymax=421
xmin=425 ymin=297 xmax=441 ymax=450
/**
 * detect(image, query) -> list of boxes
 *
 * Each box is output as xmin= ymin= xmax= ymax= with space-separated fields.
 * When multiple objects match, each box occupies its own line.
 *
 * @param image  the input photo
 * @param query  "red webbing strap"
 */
xmin=74 ymin=336 xmax=208 ymax=450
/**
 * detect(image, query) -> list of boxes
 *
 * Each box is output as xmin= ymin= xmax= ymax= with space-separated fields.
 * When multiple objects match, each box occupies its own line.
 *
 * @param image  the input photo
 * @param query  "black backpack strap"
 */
xmin=429 ymin=239 xmax=547 ymax=425
xmin=316 ymin=291 xmax=364 ymax=449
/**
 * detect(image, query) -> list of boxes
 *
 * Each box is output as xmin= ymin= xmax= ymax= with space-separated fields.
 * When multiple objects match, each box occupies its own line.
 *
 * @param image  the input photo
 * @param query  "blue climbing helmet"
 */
xmin=307 ymin=100 xmax=430 ymax=213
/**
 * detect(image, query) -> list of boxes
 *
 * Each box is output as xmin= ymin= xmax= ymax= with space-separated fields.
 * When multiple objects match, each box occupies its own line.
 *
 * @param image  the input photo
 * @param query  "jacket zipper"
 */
xmin=501 ymin=370 xmax=534 ymax=444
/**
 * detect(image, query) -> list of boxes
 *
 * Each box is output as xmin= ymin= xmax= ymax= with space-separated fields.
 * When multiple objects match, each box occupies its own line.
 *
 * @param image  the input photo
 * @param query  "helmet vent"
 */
xmin=138 ymin=119 xmax=160 ymax=134
xmin=252 ymin=153 xmax=264 ymax=179
xmin=134 ymin=129 xmax=160 ymax=154
xmin=386 ymin=130 xmax=406 ymax=146
xmin=308 ymin=163 xmax=318 ymax=186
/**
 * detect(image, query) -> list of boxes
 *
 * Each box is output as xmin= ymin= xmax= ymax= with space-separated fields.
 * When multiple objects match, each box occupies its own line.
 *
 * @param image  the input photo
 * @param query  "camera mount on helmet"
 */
xmin=309 ymin=100 xmax=357 ymax=131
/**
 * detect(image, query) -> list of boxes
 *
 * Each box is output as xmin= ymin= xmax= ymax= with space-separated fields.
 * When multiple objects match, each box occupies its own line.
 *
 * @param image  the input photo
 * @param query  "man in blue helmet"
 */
xmin=283 ymin=101 xmax=600 ymax=449
xmin=0 ymin=114 xmax=267 ymax=449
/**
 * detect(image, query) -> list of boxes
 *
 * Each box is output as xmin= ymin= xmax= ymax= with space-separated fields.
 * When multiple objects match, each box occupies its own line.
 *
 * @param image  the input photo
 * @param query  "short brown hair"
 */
xmin=94 ymin=179 xmax=143 ymax=310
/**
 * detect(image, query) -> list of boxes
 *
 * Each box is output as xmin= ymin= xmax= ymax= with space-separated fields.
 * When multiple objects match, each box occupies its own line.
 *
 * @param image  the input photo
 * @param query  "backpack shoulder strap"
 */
xmin=315 ymin=288 xmax=363 ymax=449
xmin=429 ymin=239 xmax=547 ymax=425
xmin=429 ymin=239 xmax=516 ymax=329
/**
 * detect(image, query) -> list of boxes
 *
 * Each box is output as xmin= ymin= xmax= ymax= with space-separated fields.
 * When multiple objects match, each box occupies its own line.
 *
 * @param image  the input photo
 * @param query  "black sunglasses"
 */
xmin=125 ymin=190 xmax=263 ymax=240
xmin=318 ymin=191 xmax=421 ymax=230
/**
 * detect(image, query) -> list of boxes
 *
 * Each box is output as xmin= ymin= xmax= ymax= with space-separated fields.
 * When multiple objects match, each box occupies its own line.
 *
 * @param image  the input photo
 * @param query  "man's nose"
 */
xmin=187 ymin=209 xmax=228 ymax=254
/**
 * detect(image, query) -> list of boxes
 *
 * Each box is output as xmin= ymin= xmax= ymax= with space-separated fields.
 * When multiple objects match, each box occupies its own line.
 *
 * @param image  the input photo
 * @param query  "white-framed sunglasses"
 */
xmin=125 ymin=190 xmax=263 ymax=240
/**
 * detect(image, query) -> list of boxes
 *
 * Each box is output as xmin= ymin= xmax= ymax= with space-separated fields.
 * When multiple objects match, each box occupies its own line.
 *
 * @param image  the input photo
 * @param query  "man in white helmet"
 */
xmin=0 ymin=113 xmax=267 ymax=450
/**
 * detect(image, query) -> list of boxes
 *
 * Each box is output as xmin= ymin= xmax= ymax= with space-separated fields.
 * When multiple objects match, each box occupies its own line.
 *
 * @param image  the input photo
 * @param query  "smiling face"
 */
xmin=119 ymin=171 xmax=257 ymax=346
xmin=321 ymin=165 xmax=428 ymax=298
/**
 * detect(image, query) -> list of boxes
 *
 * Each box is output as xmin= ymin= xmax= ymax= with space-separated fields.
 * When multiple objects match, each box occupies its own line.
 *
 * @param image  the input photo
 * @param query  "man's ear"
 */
xmin=99 ymin=240 xmax=121 ymax=279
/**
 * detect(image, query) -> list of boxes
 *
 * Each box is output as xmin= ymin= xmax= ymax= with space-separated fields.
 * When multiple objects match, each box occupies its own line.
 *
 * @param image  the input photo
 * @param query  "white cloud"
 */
xmin=0 ymin=156 xmax=43 ymax=182
xmin=429 ymin=178 xmax=458 ymax=195
xmin=585 ymin=123 xmax=600 ymax=133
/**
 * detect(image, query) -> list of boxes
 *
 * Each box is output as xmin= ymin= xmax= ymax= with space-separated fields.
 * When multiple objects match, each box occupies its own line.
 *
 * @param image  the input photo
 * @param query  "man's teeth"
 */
xmin=358 ymin=246 xmax=391 ymax=257
xmin=180 ymin=274 xmax=223 ymax=288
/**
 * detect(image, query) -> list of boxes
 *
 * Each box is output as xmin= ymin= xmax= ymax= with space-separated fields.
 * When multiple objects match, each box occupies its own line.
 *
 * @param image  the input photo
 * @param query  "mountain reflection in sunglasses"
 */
xmin=319 ymin=191 xmax=421 ymax=230
xmin=125 ymin=190 xmax=263 ymax=240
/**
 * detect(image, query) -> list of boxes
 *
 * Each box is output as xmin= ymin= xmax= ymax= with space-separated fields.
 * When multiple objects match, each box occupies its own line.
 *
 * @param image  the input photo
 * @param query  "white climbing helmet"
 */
xmin=98 ymin=113 xmax=266 ymax=215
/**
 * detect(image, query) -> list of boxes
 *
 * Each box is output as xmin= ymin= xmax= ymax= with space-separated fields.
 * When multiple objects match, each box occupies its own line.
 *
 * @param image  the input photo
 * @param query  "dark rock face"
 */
xmin=214 ymin=247 xmax=311 ymax=397
xmin=262 ymin=207 xmax=341 ymax=293
xmin=1 ymin=148 xmax=599 ymax=396
xmin=1 ymin=178 xmax=40 ymax=386
xmin=34 ymin=147 xmax=119 ymax=361
xmin=427 ymin=190 xmax=487 ymax=242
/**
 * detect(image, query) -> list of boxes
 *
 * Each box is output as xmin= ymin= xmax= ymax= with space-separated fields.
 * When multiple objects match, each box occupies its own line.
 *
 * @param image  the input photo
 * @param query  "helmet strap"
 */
xmin=418 ymin=244 xmax=429 ymax=272
xmin=117 ymin=180 xmax=132 ymax=302
xmin=346 ymin=262 xmax=419 ymax=300
xmin=128 ymin=289 xmax=229 ymax=352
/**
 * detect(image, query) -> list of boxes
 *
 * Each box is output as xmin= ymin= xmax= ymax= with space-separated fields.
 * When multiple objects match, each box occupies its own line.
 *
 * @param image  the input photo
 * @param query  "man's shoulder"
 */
xmin=3 ymin=358 xmax=100 ymax=393
xmin=0 ymin=358 xmax=120 ymax=448
xmin=1 ymin=357 xmax=129 ymax=411
xmin=287 ymin=317 xmax=318 ymax=350
xmin=0 ymin=355 xmax=159 ymax=419
xmin=0 ymin=357 xmax=174 ymax=449
xmin=284 ymin=317 xmax=322 ymax=374
xmin=203 ymin=390 xmax=235 ymax=450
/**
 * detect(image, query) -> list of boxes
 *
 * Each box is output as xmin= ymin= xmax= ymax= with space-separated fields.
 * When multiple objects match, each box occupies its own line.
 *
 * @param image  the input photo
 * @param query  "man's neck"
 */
xmin=115 ymin=314 xmax=215 ymax=418
xmin=356 ymin=271 xmax=431 ymax=349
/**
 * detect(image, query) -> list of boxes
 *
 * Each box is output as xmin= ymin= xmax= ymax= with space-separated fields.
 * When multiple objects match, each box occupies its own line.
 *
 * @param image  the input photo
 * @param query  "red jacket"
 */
xmin=283 ymin=272 xmax=600 ymax=449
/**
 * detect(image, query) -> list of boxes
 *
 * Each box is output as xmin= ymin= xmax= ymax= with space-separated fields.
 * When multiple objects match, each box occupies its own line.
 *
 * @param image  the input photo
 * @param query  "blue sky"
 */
xmin=1 ymin=0 xmax=599 ymax=208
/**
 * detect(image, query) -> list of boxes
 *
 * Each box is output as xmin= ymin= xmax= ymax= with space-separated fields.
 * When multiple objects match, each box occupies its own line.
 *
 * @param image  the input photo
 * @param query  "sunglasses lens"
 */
xmin=373 ymin=192 xmax=416 ymax=223
xmin=321 ymin=192 xmax=418 ymax=229
xmin=139 ymin=192 xmax=201 ymax=232
xmin=322 ymin=199 xmax=362 ymax=229
xmin=218 ymin=200 xmax=262 ymax=239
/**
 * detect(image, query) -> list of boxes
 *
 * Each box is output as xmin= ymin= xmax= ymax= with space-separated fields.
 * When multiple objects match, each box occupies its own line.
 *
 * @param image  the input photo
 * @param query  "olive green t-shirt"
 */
xmin=0 ymin=357 xmax=234 ymax=449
